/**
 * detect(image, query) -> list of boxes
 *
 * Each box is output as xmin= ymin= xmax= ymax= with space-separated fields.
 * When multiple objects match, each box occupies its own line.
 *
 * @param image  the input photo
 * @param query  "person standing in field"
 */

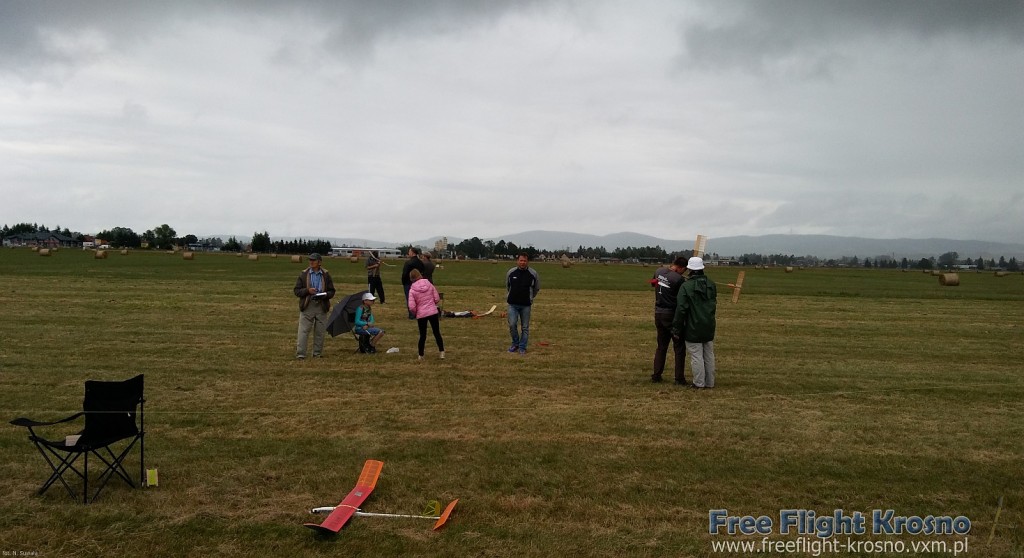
xmin=672 ymin=257 xmax=717 ymax=389
xmin=407 ymin=269 xmax=445 ymax=361
xmin=506 ymin=252 xmax=540 ymax=355
xmin=651 ymin=255 xmax=688 ymax=385
xmin=421 ymin=251 xmax=436 ymax=283
xmin=401 ymin=247 xmax=425 ymax=319
xmin=293 ymin=252 xmax=336 ymax=359
xmin=366 ymin=250 xmax=386 ymax=303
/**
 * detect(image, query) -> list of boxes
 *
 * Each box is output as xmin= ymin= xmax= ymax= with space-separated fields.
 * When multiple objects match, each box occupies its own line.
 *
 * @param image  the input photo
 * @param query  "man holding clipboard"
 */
xmin=294 ymin=252 xmax=336 ymax=359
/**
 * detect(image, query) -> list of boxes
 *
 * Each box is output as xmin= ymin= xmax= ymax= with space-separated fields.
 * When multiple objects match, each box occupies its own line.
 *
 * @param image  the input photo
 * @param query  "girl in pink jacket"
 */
xmin=407 ymin=269 xmax=445 ymax=360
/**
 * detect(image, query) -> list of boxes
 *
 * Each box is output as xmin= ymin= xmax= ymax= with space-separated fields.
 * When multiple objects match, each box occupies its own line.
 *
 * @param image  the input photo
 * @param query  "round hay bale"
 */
xmin=31 ymin=246 xmax=39 ymax=252
xmin=236 ymin=252 xmax=243 ymax=257
xmin=290 ymin=255 xmax=302 ymax=263
xmin=271 ymin=253 xmax=278 ymax=258
xmin=994 ymin=271 xmax=1008 ymax=277
xmin=182 ymin=252 xmax=194 ymax=260
xmin=248 ymin=254 xmax=259 ymax=261
xmin=938 ymin=273 xmax=960 ymax=286
xmin=120 ymin=249 xmax=129 ymax=256
xmin=38 ymin=248 xmax=51 ymax=256
xmin=350 ymin=256 xmax=359 ymax=263
xmin=785 ymin=266 xmax=794 ymax=273
xmin=94 ymin=250 xmax=108 ymax=259
xmin=561 ymin=260 xmax=571 ymax=268
xmin=931 ymin=270 xmax=941 ymax=276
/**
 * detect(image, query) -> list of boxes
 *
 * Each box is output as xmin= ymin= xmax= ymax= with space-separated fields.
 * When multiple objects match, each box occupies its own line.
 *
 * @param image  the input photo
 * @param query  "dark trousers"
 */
xmin=417 ymin=313 xmax=445 ymax=356
xmin=653 ymin=312 xmax=685 ymax=382
xmin=368 ymin=276 xmax=385 ymax=303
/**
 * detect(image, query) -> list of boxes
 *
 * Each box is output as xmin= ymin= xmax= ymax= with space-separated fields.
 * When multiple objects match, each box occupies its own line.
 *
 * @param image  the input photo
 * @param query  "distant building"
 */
xmin=3 ymin=231 xmax=79 ymax=248
xmin=328 ymin=247 xmax=402 ymax=259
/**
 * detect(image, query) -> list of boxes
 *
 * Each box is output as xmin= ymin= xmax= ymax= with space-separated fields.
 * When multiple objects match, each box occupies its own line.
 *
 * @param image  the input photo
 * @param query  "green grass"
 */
xmin=0 ymin=248 xmax=1021 ymax=557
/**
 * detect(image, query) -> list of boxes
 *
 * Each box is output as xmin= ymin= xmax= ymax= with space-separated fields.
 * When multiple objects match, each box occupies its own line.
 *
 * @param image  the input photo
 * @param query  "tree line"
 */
xmin=2 ymin=223 xmax=1020 ymax=269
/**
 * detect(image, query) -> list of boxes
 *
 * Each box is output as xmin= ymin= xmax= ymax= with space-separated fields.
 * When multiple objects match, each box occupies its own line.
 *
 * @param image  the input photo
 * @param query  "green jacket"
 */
xmin=671 ymin=273 xmax=717 ymax=343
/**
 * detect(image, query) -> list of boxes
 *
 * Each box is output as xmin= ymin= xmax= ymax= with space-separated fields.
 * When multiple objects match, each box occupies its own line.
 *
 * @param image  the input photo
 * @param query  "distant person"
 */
xmin=421 ymin=251 xmax=436 ymax=283
xmin=506 ymin=252 xmax=540 ymax=355
xmin=672 ymin=257 xmax=717 ymax=389
xmin=651 ymin=256 xmax=688 ymax=385
xmin=366 ymin=250 xmax=386 ymax=303
xmin=407 ymin=269 xmax=445 ymax=361
xmin=401 ymin=247 xmax=425 ymax=319
xmin=293 ymin=252 xmax=335 ymax=359
xmin=354 ymin=293 xmax=385 ymax=353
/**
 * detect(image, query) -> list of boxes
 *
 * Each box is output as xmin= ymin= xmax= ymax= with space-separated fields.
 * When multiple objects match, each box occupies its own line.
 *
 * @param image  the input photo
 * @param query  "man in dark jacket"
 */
xmin=401 ymin=247 xmax=425 ymax=319
xmin=651 ymin=255 xmax=688 ymax=384
xmin=672 ymin=257 xmax=717 ymax=388
xmin=294 ymin=252 xmax=336 ymax=359
xmin=506 ymin=253 xmax=540 ymax=355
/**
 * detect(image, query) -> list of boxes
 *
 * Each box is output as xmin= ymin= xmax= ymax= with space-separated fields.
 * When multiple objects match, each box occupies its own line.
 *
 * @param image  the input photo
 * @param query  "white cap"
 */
xmin=362 ymin=293 xmax=377 ymax=301
xmin=687 ymin=257 xmax=705 ymax=271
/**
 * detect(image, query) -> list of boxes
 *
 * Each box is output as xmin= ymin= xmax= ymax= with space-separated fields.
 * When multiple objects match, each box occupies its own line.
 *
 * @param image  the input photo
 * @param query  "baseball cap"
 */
xmin=362 ymin=293 xmax=377 ymax=301
xmin=308 ymin=252 xmax=322 ymax=261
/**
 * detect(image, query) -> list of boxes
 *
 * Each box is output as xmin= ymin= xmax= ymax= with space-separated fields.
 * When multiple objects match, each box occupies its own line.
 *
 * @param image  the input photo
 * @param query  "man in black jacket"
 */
xmin=651 ymin=255 xmax=688 ymax=384
xmin=506 ymin=253 xmax=540 ymax=355
xmin=401 ymin=247 xmax=425 ymax=319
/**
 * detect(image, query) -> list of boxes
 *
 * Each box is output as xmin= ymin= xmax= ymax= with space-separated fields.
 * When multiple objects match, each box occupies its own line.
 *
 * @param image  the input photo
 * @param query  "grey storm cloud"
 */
xmin=1 ymin=0 xmax=1021 ymax=244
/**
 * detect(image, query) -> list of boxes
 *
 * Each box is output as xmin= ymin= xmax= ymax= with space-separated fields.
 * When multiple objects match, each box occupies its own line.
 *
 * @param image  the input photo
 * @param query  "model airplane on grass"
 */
xmin=304 ymin=459 xmax=458 ymax=535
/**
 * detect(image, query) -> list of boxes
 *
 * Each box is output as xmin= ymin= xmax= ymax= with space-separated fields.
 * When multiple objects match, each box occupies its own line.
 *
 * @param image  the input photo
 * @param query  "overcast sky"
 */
xmin=2 ymin=0 xmax=1022 ymax=244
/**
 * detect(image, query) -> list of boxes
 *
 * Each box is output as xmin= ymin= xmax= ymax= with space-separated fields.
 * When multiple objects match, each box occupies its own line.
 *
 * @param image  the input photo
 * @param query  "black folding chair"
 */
xmin=10 ymin=374 xmax=145 ymax=503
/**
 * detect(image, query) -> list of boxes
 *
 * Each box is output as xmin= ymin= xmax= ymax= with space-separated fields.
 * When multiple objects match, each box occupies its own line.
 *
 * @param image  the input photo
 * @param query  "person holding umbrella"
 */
xmin=294 ymin=252 xmax=336 ymax=359
xmin=354 ymin=293 xmax=385 ymax=354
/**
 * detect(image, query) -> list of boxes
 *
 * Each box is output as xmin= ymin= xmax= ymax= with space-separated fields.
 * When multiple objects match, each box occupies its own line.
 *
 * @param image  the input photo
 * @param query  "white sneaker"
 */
xmin=418 ymin=355 xmax=423 ymax=361
xmin=439 ymin=351 xmax=445 ymax=360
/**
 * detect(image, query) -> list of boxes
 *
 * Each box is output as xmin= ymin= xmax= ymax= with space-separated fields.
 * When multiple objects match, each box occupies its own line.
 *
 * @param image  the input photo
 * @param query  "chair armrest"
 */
xmin=10 ymin=412 xmax=84 ymax=428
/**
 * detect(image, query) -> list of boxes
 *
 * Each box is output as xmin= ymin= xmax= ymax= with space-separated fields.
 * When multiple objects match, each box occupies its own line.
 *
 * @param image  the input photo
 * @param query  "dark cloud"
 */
xmin=0 ymin=0 xmax=550 ymax=74
xmin=680 ymin=0 xmax=1024 ymax=76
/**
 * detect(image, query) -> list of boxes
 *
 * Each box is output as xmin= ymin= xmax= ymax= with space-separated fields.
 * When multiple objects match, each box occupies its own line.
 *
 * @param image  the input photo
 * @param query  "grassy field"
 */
xmin=0 ymin=248 xmax=1021 ymax=557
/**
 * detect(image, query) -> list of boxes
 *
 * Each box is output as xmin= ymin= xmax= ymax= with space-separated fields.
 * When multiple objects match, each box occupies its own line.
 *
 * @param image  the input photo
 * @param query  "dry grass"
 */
xmin=0 ymin=249 xmax=1021 ymax=557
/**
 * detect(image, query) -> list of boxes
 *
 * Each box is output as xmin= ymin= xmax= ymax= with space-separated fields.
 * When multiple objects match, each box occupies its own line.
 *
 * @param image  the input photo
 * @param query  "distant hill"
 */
xmin=210 ymin=231 xmax=1024 ymax=260
xmin=459 ymin=231 xmax=1024 ymax=260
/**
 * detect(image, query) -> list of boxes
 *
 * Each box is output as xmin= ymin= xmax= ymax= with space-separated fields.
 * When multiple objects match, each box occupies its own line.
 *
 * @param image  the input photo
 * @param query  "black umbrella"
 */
xmin=326 ymin=291 xmax=369 ymax=337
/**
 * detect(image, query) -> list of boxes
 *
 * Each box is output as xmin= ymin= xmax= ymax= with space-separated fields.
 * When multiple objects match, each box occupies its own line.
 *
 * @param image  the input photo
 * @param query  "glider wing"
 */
xmin=304 ymin=459 xmax=384 ymax=535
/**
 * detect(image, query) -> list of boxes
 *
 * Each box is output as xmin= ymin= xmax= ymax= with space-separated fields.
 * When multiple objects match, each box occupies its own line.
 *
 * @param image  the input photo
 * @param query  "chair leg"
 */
xmin=36 ymin=442 xmax=84 ymax=501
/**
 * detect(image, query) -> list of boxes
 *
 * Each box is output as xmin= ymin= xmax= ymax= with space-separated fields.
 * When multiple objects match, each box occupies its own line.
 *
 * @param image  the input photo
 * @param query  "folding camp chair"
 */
xmin=10 ymin=374 xmax=145 ymax=503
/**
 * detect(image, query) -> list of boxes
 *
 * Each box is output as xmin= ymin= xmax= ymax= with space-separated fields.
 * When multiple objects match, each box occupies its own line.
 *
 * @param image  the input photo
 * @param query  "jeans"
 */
xmin=685 ymin=340 xmax=716 ymax=388
xmin=403 ymin=283 xmax=414 ymax=319
xmin=507 ymin=304 xmax=532 ymax=350
xmin=368 ymin=276 xmax=385 ymax=303
xmin=653 ymin=312 xmax=685 ymax=382
xmin=296 ymin=305 xmax=327 ymax=357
